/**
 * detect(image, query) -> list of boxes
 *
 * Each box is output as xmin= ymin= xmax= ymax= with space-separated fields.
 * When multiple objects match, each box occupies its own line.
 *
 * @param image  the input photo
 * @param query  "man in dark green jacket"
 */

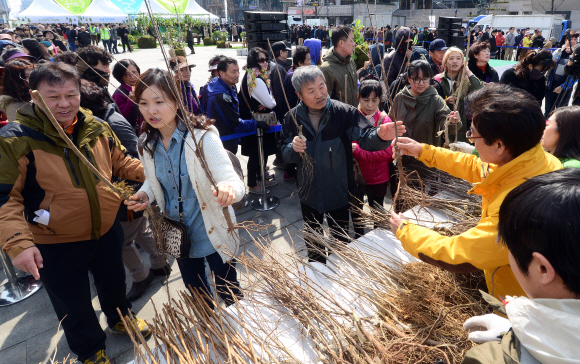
xmin=320 ymin=25 xmax=358 ymax=107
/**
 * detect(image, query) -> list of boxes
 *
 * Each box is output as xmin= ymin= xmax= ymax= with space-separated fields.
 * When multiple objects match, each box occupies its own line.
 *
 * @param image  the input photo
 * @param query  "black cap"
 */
xmin=272 ymin=41 xmax=291 ymax=54
xmin=429 ymin=38 xmax=448 ymax=51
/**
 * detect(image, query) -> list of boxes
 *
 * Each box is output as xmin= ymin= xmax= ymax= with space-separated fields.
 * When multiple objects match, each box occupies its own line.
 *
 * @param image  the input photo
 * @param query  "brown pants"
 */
xmin=120 ymin=216 xmax=164 ymax=282
xmin=91 ymin=34 xmax=98 ymax=45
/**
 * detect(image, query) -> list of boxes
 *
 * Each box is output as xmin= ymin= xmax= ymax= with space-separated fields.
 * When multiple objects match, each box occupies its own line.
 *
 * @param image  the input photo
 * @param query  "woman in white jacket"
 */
xmin=126 ymin=68 xmax=245 ymax=306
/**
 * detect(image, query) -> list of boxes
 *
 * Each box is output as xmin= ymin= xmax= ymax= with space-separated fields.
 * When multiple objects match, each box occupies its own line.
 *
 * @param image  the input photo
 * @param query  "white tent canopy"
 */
xmin=16 ymin=0 xmax=219 ymax=24
xmin=80 ymin=0 xmax=130 ymax=23
xmin=134 ymin=0 xmax=219 ymax=20
xmin=15 ymin=0 xmax=74 ymax=23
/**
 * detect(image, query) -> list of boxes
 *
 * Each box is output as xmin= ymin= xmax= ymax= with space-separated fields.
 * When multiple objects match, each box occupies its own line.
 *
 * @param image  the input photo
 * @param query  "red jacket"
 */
xmin=353 ymin=109 xmax=393 ymax=185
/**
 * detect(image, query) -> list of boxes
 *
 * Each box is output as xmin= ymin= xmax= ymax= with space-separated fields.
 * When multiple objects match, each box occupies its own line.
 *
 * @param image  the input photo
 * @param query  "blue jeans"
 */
xmin=102 ymin=39 xmax=111 ymax=53
xmin=68 ymin=40 xmax=76 ymax=52
xmin=177 ymin=251 xmax=243 ymax=307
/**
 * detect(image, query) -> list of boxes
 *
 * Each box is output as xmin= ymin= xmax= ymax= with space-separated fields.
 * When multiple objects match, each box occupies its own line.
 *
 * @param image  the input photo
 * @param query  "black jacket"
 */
xmin=468 ymin=61 xmax=500 ymax=84
xmin=383 ymin=27 xmax=412 ymax=86
xmin=99 ymin=104 xmax=143 ymax=221
xmin=78 ymin=31 xmax=91 ymax=46
xmin=269 ymin=57 xmax=288 ymax=122
xmin=500 ymin=67 xmax=546 ymax=103
xmin=280 ymin=98 xmax=391 ymax=213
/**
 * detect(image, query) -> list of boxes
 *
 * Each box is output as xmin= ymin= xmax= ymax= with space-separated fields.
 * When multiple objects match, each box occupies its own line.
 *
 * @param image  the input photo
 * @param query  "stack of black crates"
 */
xmin=244 ymin=11 xmax=292 ymax=67
xmin=437 ymin=16 xmax=465 ymax=50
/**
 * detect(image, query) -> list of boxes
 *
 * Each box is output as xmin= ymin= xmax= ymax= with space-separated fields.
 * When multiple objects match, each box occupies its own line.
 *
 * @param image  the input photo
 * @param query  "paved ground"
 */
xmin=0 ymin=44 xmax=392 ymax=364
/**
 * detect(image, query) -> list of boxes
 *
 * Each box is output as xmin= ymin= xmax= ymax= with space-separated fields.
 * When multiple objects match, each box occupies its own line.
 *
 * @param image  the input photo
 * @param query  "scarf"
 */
xmin=180 ymin=81 xmax=200 ymax=115
xmin=358 ymin=108 xmax=387 ymax=127
xmin=77 ymin=61 xmax=110 ymax=87
xmin=247 ymin=67 xmax=270 ymax=97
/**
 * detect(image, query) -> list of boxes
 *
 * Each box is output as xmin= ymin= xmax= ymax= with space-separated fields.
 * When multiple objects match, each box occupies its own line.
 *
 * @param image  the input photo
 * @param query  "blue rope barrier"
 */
xmin=220 ymin=124 xmax=282 ymax=142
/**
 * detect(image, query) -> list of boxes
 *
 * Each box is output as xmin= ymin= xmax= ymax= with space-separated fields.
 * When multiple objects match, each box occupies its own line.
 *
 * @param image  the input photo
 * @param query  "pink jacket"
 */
xmin=353 ymin=109 xmax=394 ymax=185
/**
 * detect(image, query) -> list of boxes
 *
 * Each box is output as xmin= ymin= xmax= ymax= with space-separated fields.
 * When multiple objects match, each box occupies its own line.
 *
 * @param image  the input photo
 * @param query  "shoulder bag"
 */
xmin=158 ymin=130 xmax=191 ymax=259
xmin=240 ymin=83 xmax=278 ymax=125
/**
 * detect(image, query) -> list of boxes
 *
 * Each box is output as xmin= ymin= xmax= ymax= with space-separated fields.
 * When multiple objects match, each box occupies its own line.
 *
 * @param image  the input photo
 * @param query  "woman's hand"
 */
xmin=378 ymin=121 xmax=406 ymax=141
xmin=449 ymin=111 xmax=460 ymax=124
xmin=389 ymin=212 xmax=406 ymax=235
xmin=352 ymin=143 xmax=357 ymax=152
xmin=447 ymin=96 xmax=457 ymax=105
xmin=213 ymin=183 xmax=236 ymax=207
xmin=554 ymin=86 xmax=562 ymax=94
xmin=392 ymin=137 xmax=422 ymax=157
xmin=129 ymin=90 xmax=136 ymax=102
xmin=125 ymin=192 xmax=149 ymax=211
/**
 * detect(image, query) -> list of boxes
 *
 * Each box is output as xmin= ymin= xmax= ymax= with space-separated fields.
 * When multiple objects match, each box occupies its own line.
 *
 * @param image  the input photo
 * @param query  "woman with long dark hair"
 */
xmin=500 ymin=49 xmax=554 ymax=104
xmin=22 ymin=38 xmax=52 ymax=63
xmin=0 ymin=58 xmax=33 ymax=122
xmin=238 ymin=47 xmax=278 ymax=194
xmin=125 ymin=68 xmax=245 ymax=307
xmin=542 ymin=106 xmax=580 ymax=168
xmin=468 ymin=41 xmax=499 ymax=85
xmin=112 ymin=59 xmax=143 ymax=134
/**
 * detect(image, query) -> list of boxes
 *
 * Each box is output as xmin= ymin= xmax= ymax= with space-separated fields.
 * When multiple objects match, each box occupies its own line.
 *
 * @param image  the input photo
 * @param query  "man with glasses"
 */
xmin=389 ymin=84 xmax=562 ymax=301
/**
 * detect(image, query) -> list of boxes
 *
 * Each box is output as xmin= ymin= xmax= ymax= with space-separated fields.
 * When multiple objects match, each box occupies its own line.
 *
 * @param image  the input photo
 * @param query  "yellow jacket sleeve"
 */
xmin=417 ymin=144 xmax=495 ymax=184
xmin=396 ymin=214 xmax=510 ymax=271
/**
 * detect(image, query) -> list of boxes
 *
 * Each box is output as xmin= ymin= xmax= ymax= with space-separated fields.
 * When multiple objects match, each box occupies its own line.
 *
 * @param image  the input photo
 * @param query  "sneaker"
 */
xmin=284 ymin=173 xmax=296 ymax=181
xmin=109 ymin=316 xmax=152 ymax=338
xmin=84 ymin=349 xmax=110 ymax=364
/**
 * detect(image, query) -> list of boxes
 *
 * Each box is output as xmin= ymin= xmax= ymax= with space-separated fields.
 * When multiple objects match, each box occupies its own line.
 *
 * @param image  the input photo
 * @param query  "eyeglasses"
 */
xmin=466 ymin=127 xmax=484 ymax=143
xmin=257 ymin=58 xmax=269 ymax=63
xmin=410 ymin=77 xmax=430 ymax=84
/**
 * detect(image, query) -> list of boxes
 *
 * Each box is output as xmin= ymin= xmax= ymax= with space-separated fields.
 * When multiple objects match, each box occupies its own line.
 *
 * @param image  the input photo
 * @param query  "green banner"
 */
xmin=54 ymin=0 xmax=92 ymax=14
xmin=156 ymin=0 xmax=188 ymax=13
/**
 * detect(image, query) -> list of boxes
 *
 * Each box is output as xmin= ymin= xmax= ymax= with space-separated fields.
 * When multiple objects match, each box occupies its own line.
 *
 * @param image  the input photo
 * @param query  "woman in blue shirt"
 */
xmin=126 ymin=68 xmax=246 ymax=307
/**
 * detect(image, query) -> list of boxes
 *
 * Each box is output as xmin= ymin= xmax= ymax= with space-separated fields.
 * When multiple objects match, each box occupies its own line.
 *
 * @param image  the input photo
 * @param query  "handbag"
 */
xmin=158 ymin=130 xmax=191 ymax=259
xmin=240 ymin=84 xmax=278 ymax=125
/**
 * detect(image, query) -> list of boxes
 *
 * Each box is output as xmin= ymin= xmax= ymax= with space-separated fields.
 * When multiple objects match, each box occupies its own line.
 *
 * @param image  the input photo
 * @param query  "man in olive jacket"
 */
xmin=320 ymin=25 xmax=358 ymax=107
xmin=0 ymin=62 xmax=149 ymax=364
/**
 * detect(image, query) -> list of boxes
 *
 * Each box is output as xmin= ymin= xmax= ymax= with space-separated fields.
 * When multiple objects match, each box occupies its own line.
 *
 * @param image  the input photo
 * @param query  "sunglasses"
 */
xmin=257 ymin=58 xmax=269 ymax=63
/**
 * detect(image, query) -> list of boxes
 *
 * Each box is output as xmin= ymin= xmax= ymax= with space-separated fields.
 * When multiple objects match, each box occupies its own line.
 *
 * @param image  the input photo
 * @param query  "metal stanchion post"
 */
xmin=251 ymin=128 xmax=280 ymax=211
xmin=0 ymin=250 xmax=43 ymax=306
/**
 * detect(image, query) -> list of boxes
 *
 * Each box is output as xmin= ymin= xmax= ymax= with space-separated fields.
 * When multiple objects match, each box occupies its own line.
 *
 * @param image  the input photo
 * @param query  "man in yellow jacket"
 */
xmin=390 ymin=84 xmax=562 ymax=301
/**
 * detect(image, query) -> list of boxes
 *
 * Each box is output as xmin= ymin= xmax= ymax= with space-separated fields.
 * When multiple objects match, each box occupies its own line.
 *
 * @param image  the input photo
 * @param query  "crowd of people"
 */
xmin=0 ymin=18 xmax=580 ymax=364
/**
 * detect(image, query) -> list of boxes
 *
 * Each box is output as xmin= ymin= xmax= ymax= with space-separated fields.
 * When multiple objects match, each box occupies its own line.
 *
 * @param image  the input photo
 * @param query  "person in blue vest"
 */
xmin=204 ymin=57 xmax=269 ymax=153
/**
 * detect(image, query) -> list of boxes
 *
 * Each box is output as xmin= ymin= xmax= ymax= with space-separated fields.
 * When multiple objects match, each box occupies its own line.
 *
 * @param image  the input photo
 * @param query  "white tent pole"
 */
xmin=224 ymin=0 xmax=228 ymax=24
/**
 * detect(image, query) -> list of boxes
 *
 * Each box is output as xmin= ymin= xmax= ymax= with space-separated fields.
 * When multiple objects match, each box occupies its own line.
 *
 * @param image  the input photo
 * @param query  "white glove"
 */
xmin=463 ymin=313 xmax=512 ymax=343
xmin=450 ymin=142 xmax=476 ymax=154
